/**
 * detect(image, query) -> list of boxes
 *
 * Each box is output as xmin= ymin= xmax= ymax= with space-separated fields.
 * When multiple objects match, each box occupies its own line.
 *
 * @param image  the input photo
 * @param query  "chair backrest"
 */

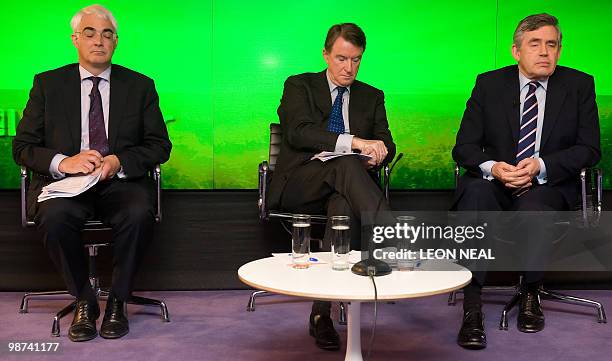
xmin=20 ymin=165 xmax=163 ymax=229
xmin=268 ymin=123 xmax=282 ymax=172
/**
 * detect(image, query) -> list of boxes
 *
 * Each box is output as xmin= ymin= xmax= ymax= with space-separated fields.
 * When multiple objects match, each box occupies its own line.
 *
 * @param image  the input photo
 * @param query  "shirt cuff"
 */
xmin=334 ymin=133 xmax=354 ymax=153
xmin=116 ymin=166 xmax=126 ymax=179
xmin=536 ymin=158 xmax=547 ymax=184
xmin=479 ymin=160 xmax=496 ymax=181
xmin=49 ymin=154 xmax=68 ymax=180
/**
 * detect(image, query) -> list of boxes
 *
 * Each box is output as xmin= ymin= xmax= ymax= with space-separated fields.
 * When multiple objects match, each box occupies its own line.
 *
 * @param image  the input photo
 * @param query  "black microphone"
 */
xmin=352 ymin=152 xmax=404 ymax=277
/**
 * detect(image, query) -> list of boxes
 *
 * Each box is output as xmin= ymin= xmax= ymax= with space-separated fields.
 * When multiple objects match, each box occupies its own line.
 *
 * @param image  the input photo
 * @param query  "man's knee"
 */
xmin=456 ymin=178 xmax=503 ymax=211
xmin=112 ymin=203 xmax=154 ymax=227
xmin=37 ymin=200 xmax=87 ymax=231
xmin=328 ymin=156 xmax=365 ymax=175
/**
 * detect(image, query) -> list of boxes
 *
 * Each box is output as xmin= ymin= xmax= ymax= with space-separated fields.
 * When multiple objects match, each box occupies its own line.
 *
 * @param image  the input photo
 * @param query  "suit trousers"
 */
xmin=35 ymin=177 xmax=155 ymax=302
xmin=280 ymin=156 xmax=391 ymax=316
xmin=455 ymin=176 xmax=567 ymax=310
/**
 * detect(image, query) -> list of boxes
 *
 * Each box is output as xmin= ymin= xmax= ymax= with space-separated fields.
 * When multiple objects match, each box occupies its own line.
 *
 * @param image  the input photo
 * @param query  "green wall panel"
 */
xmin=0 ymin=1 xmax=609 ymax=189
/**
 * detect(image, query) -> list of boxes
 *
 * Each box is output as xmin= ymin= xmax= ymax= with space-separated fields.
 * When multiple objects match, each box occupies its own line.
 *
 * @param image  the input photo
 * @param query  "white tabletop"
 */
xmin=238 ymin=255 xmax=472 ymax=302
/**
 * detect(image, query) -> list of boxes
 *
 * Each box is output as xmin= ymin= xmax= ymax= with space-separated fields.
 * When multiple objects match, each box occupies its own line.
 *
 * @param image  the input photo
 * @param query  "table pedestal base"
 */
xmin=345 ymin=301 xmax=362 ymax=361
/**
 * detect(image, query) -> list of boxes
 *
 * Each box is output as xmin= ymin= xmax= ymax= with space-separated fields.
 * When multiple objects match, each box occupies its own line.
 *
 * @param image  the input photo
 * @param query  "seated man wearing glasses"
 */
xmin=13 ymin=4 xmax=171 ymax=342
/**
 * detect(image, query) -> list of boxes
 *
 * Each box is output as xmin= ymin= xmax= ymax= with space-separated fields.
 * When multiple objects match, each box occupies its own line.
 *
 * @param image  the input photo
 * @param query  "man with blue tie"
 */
xmin=13 ymin=5 xmax=171 ymax=342
xmin=268 ymin=23 xmax=396 ymax=350
xmin=452 ymin=13 xmax=600 ymax=349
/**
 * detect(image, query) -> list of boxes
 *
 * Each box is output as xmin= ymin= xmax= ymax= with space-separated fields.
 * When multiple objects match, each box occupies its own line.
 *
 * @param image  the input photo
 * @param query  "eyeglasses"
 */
xmin=75 ymin=27 xmax=117 ymax=41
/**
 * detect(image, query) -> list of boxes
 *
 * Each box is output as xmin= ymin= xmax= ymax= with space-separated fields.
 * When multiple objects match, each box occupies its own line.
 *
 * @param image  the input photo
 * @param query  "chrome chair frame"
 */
xmin=19 ymin=165 xmax=170 ymax=337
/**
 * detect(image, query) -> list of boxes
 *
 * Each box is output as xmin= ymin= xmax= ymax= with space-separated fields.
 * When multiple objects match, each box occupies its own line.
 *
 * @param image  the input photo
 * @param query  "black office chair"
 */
xmin=447 ymin=165 xmax=607 ymax=329
xmin=250 ymin=123 xmax=391 ymax=325
xmin=18 ymin=165 xmax=170 ymax=337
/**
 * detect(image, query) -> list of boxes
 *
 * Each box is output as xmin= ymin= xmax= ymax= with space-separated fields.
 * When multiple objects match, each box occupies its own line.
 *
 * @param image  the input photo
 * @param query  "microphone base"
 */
xmin=351 ymin=258 xmax=392 ymax=277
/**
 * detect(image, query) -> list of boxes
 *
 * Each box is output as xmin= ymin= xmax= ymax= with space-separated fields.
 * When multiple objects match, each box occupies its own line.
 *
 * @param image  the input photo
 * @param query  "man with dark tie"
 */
xmin=12 ymin=5 xmax=171 ymax=342
xmin=452 ymin=13 xmax=600 ymax=349
xmin=268 ymin=23 xmax=396 ymax=351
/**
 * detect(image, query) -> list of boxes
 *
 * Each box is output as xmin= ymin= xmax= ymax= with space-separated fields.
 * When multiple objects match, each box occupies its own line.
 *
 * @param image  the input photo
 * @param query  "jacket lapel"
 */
xmin=348 ymin=81 xmax=363 ymax=135
xmin=313 ymin=70 xmax=332 ymax=120
xmin=503 ymin=66 xmax=521 ymax=144
xmin=63 ymin=64 xmax=82 ymax=153
xmin=108 ymin=66 xmax=128 ymax=152
xmin=540 ymin=71 xmax=566 ymax=149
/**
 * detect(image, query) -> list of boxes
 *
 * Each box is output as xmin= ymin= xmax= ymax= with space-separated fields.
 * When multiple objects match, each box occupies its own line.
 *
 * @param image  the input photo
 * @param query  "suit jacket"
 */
xmin=452 ymin=65 xmax=601 ymax=207
xmin=268 ymin=70 xmax=396 ymax=209
xmin=12 ymin=63 xmax=172 ymax=215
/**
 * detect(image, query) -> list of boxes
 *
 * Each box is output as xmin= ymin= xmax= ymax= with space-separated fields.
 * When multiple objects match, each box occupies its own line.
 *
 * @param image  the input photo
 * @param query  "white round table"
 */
xmin=238 ymin=255 xmax=471 ymax=361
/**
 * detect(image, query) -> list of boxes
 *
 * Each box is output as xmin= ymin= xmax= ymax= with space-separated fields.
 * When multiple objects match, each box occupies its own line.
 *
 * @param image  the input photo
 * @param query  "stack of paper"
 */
xmin=311 ymin=151 xmax=373 ymax=162
xmin=37 ymin=172 xmax=102 ymax=202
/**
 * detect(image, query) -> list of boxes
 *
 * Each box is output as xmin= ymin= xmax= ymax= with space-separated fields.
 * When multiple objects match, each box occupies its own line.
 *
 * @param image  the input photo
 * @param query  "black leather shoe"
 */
xmin=309 ymin=313 xmax=340 ymax=351
xmin=100 ymin=294 xmax=129 ymax=339
xmin=457 ymin=310 xmax=487 ymax=350
xmin=518 ymin=290 xmax=545 ymax=333
xmin=68 ymin=299 xmax=100 ymax=342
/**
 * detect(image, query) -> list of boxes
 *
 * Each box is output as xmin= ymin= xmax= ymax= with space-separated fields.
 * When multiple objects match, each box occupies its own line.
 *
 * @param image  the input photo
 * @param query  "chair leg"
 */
xmin=499 ymin=291 xmax=521 ymax=331
xmin=540 ymin=289 xmax=607 ymax=324
xmin=128 ymin=295 xmax=170 ymax=322
xmin=52 ymin=301 xmax=77 ymax=337
xmin=19 ymin=291 xmax=72 ymax=314
xmin=247 ymin=290 xmax=275 ymax=312
xmin=448 ymin=290 xmax=458 ymax=306
xmin=339 ymin=302 xmax=347 ymax=325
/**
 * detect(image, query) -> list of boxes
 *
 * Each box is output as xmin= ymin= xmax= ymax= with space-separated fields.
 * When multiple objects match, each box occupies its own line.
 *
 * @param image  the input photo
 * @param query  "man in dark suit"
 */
xmin=452 ymin=13 xmax=600 ymax=349
xmin=12 ymin=5 xmax=171 ymax=342
xmin=268 ymin=23 xmax=396 ymax=351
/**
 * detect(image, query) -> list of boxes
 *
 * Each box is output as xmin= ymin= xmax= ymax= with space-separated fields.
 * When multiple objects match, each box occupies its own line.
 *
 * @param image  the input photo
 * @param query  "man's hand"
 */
xmin=99 ymin=155 xmax=121 ymax=181
xmin=352 ymin=137 xmax=388 ymax=165
xmin=516 ymin=158 xmax=540 ymax=179
xmin=58 ymin=150 xmax=103 ymax=175
xmin=491 ymin=161 xmax=531 ymax=189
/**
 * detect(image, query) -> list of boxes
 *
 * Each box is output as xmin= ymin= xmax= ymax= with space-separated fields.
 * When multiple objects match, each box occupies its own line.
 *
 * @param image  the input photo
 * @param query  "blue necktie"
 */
xmin=516 ymin=81 xmax=539 ymax=163
xmin=87 ymin=76 xmax=109 ymax=156
xmin=327 ymin=87 xmax=347 ymax=134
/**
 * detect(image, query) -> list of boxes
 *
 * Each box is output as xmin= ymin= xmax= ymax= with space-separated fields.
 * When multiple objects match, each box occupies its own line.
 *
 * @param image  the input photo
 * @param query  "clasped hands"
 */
xmin=491 ymin=158 xmax=540 ymax=189
xmin=352 ymin=137 xmax=388 ymax=169
xmin=58 ymin=150 xmax=121 ymax=181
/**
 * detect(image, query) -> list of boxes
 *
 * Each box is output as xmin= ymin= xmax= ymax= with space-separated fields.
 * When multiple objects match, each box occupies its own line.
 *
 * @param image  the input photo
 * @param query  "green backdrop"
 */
xmin=0 ymin=1 xmax=609 ymax=189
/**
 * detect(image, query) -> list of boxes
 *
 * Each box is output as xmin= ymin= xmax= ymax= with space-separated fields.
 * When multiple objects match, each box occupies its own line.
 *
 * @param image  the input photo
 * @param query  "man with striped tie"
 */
xmin=452 ymin=13 xmax=600 ymax=349
xmin=268 ymin=23 xmax=395 ymax=351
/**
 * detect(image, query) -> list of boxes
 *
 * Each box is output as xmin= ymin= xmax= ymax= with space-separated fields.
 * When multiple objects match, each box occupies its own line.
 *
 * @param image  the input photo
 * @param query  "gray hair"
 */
xmin=513 ymin=13 xmax=561 ymax=48
xmin=70 ymin=4 xmax=118 ymax=33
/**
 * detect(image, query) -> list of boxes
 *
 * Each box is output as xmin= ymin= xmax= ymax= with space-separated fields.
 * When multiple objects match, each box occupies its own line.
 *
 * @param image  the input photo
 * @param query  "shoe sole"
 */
xmin=68 ymin=332 xmax=98 ymax=342
xmin=518 ymin=326 xmax=544 ymax=333
xmin=457 ymin=341 xmax=487 ymax=350
xmin=100 ymin=329 xmax=129 ymax=339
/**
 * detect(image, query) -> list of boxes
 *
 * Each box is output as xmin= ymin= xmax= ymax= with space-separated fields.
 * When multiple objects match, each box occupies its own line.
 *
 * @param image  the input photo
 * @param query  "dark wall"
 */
xmin=0 ymin=190 xmax=610 ymax=291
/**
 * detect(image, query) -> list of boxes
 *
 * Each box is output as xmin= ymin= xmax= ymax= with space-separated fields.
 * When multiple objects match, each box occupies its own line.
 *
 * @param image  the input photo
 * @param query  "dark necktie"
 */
xmin=327 ymin=86 xmax=347 ymax=134
xmin=513 ymin=81 xmax=539 ymax=197
xmin=516 ymin=81 xmax=539 ymax=163
xmin=87 ymin=76 xmax=109 ymax=156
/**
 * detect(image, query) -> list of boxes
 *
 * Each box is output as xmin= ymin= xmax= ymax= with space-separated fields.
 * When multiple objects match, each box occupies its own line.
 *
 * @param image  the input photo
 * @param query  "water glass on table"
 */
xmin=291 ymin=214 xmax=311 ymax=269
xmin=330 ymin=215 xmax=350 ymax=271
xmin=396 ymin=215 xmax=419 ymax=271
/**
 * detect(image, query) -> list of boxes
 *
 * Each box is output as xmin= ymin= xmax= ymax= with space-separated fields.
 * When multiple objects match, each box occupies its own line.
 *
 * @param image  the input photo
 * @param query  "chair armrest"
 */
xmin=20 ymin=166 xmax=35 ymax=228
xmin=258 ymin=161 xmax=269 ymax=221
xmin=153 ymin=164 xmax=162 ymax=223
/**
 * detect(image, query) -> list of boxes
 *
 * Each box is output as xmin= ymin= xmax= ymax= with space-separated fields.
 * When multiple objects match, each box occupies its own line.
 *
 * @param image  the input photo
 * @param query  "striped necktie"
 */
xmin=513 ymin=81 xmax=539 ymax=197
xmin=327 ymin=86 xmax=347 ymax=134
xmin=516 ymin=81 xmax=539 ymax=163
